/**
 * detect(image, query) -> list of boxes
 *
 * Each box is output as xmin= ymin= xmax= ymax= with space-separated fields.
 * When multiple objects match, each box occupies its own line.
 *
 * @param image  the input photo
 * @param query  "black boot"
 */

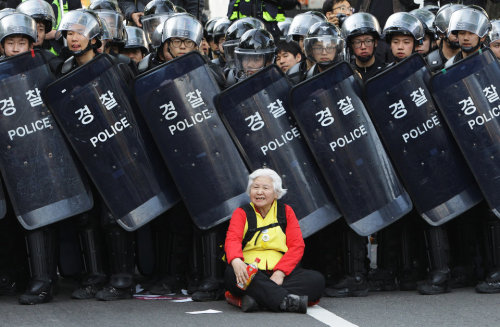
xmin=241 ymin=295 xmax=260 ymax=312
xmin=368 ymin=226 xmax=399 ymax=291
xmin=19 ymin=227 xmax=57 ymax=305
xmin=325 ymin=229 xmax=368 ymax=297
xmin=476 ymin=215 xmax=500 ymax=293
xmin=192 ymin=230 xmax=224 ymax=301
xmin=96 ymin=213 xmax=135 ymax=301
xmin=72 ymin=227 xmax=107 ymax=299
xmin=417 ymin=226 xmax=451 ymax=295
xmin=279 ymin=294 xmax=308 ymax=314
xmin=399 ymin=219 xmax=424 ymax=291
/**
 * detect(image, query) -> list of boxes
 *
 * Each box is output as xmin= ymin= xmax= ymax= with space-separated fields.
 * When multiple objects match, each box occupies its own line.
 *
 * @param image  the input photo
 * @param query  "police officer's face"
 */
xmin=391 ymin=35 xmax=414 ymax=59
xmin=415 ymin=34 xmax=431 ymax=55
xmin=34 ymin=22 xmax=45 ymax=47
xmin=3 ymin=36 xmax=32 ymax=57
xmin=218 ymin=37 xmax=225 ymax=54
xmin=121 ymin=48 xmax=144 ymax=63
xmin=168 ymin=37 xmax=196 ymax=58
xmin=312 ymin=41 xmax=336 ymax=64
xmin=352 ymin=35 xmax=376 ymax=60
xmin=66 ymin=30 xmax=92 ymax=53
xmin=457 ymin=31 xmax=480 ymax=50
xmin=276 ymin=50 xmax=301 ymax=73
xmin=490 ymin=40 xmax=500 ymax=60
xmin=200 ymin=37 xmax=210 ymax=55
xmin=242 ymin=55 xmax=266 ymax=76
xmin=250 ymin=176 xmax=277 ymax=211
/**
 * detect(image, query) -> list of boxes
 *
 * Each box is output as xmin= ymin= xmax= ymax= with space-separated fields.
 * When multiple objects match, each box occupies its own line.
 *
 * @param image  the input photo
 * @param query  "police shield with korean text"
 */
xmin=364 ymin=53 xmax=482 ymax=225
xmin=43 ymin=53 xmax=179 ymax=231
xmin=0 ymin=50 xmax=93 ymax=230
xmin=216 ymin=65 xmax=342 ymax=237
xmin=134 ymin=51 xmax=249 ymax=230
xmin=431 ymin=48 xmax=500 ymax=218
xmin=290 ymin=61 xmax=412 ymax=236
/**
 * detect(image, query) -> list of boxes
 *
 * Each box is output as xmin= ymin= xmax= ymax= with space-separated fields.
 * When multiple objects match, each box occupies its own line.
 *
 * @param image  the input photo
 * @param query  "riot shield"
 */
xmin=365 ymin=53 xmax=482 ymax=225
xmin=0 ymin=178 xmax=6 ymax=220
xmin=43 ymin=54 xmax=179 ymax=231
xmin=0 ymin=50 xmax=93 ymax=229
xmin=216 ymin=65 xmax=342 ymax=238
xmin=133 ymin=52 xmax=249 ymax=230
xmin=431 ymin=48 xmax=500 ymax=218
xmin=290 ymin=62 xmax=412 ymax=236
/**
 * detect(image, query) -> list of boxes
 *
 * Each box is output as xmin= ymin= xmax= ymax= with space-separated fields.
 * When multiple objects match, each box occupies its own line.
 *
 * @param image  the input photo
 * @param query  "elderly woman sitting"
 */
xmin=224 ymin=168 xmax=325 ymax=313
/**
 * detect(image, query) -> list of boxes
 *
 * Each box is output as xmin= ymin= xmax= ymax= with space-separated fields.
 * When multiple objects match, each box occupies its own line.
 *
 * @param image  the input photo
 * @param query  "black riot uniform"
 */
xmin=425 ymin=4 xmax=465 ymax=72
xmin=55 ymin=9 xmax=138 ymax=301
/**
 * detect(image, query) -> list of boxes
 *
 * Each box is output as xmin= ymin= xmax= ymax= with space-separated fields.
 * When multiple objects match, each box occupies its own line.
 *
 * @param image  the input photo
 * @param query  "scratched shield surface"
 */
xmin=290 ymin=62 xmax=412 ymax=236
xmin=431 ymin=48 xmax=500 ymax=218
xmin=133 ymin=52 xmax=249 ymax=230
xmin=43 ymin=54 xmax=178 ymax=231
xmin=365 ymin=53 xmax=481 ymax=226
xmin=0 ymin=50 xmax=92 ymax=229
xmin=216 ymin=65 xmax=341 ymax=237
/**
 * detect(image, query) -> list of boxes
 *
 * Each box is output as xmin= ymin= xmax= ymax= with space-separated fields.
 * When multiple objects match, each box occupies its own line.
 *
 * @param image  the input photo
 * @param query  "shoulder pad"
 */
xmin=138 ymin=53 xmax=151 ymax=73
xmin=115 ymin=53 xmax=132 ymax=65
xmin=61 ymin=56 xmax=75 ymax=75
xmin=426 ymin=50 xmax=442 ymax=70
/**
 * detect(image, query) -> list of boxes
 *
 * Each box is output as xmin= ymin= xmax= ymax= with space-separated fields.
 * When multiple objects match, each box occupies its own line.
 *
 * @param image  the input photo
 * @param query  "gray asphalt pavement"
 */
xmin=1 ymin=280 xmax=500 ymax=327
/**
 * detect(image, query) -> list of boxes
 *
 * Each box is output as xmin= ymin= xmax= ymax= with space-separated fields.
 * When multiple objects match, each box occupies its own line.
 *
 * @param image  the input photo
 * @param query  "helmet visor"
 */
xmin=304 ymin=36 xmax=344 ymax=64
xmin=234 ymin=48 xmax=275 ymax=78
xmin=55 ymin=10 xmax=100 ymax=40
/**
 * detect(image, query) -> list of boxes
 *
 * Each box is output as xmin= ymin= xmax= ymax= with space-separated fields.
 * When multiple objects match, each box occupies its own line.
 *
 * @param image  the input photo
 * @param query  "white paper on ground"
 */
xmin=186 ymin=309 xmax=222 ymax=314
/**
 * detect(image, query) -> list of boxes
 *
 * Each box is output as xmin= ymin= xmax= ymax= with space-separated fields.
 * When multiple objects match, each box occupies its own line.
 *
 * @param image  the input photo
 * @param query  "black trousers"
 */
xmin=224 ymin=265 xmax=325 ymax=311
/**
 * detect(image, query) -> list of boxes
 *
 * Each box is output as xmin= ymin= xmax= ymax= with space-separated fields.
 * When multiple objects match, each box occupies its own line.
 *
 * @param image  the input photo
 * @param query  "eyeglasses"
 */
xmin=351 ymin=39 xmax=375 ymax=48
xmin=332 ymin=6 xmax=355 ymax=13
xmin=312 ymin=46 xmax=336 ymax=54
xmin=170 ymin=38 xmax=195 ymax=48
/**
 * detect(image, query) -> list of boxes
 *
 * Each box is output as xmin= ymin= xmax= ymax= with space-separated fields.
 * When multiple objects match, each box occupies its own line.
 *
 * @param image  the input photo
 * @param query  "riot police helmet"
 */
xmin=0 ymin=12 xmax=37 ymax=45
xmin=56 ymin=9 xmax=104 ymax=52
xmin=174 ymin=5 xmax=186 ymax=13
xmin=277 ymin=17 xmax=292 ymax=41
xmin=286 ymin=11 xmax=326 ymax=42
xmin=16 ymin=0 xmax=56 ymax=33
xmin=422 ymin=4 xmax=439 ymax=15
xmin=93 ymin=6 xmax=126 ymax=46
xmin=341 ymin=12 xmax=381 ymax=44
xmin=489 ymin=19 xmax=500 ymax=44
xmin=212 ymin=17 xmax=230 ymax=44
xmin=124 ymin=26 xmax=148 ymax=53
xmin=237 ymin=16 xmax=266 ymax=29
xmin=89 ymin=0 xmax=121 ymax=12
xmin=234 ymin=28 xmax=276 ymax=79
xmin=143 ymin=0 xmax=175 ymax=16
xmin=141 ymin=0 xmax=175 ymax=44
xmin=162 ymin=13 xmax=203 ymax=46
xmin=304 ymin=21 xmax=344 ymax=67
xmin=382 ymin=12 xmax=425 ymax=45
xmin=433 ymin=3 xmax=465 ymax=35
xmin=409 ymin=8 xmax=436 ymax=39
xmin=448 ymin=7 xmax=491 ymax=38
xmin=223 ymin=20 xmax=255 ymax=66
xmin=204 ymin=16 xmax=222 ymax=41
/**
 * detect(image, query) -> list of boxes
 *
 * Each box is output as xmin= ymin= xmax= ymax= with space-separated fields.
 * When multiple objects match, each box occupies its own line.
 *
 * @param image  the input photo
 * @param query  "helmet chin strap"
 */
xmin=446 ymin=36 xmax=460 ymax=50
xmin=71 ymin=42 xmax=93 ymax=57
xmin=356 ymin=53 xmax=373 ymax=63
xmin=461 ymin=41 xmax=481 ymax=54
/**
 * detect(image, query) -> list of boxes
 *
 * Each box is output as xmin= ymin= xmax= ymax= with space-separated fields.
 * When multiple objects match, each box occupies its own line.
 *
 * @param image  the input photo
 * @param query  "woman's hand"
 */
xmin=270 ymin=270 xmax=286 ymax=286
xmin=231 ymin=258 xmax=249 ymax=285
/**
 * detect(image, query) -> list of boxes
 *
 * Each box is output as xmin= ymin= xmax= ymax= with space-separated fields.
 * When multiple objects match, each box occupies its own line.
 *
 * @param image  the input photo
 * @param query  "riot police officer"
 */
xmin=445 ymin=6 xmax=490 ymax=67
xmin=233 ymin=28 xmax=276 ymax=81
xmin=303 ymin=21 xmax=344 ymax=78
xmin=211 ymin=17 xmax=231 ymax=70
xmin=120 ymin=26 xmax=149 ymax=64
xmin=56 ymin=9 xmax=137 ymax=301
xmin=489 ymin=20 xmax=500 ymax=60
xmin=409 ymin=8 xmax=437 ymax=57
xmin=426 ymin=3 xmax=465 ymax=72
xmin=341 ymin=12 xmax=385 ymax=80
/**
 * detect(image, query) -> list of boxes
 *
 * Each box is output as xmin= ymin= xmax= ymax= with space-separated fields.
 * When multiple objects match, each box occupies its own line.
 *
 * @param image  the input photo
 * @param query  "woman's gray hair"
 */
xmin=246 ymin=168 xmax=287 ymax=199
